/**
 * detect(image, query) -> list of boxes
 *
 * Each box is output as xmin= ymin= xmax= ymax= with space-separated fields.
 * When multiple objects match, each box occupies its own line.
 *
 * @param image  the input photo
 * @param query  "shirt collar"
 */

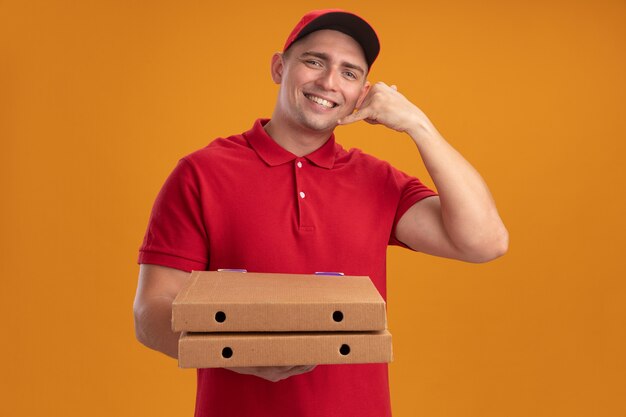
xmin=244 ymin=119 xmax=337 ymax=170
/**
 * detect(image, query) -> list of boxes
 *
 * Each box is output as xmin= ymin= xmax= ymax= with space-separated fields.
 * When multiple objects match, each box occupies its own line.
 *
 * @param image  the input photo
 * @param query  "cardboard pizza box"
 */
xmin=172 ymin=271 xmax=387 ymax=332
xmin=178 ymin=330 xmax=393 ymax=368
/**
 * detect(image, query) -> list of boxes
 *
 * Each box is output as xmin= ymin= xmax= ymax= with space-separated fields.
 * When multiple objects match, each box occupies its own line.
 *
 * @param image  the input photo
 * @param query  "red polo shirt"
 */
xmin=139 ymin=119 xmax=436 ymax=417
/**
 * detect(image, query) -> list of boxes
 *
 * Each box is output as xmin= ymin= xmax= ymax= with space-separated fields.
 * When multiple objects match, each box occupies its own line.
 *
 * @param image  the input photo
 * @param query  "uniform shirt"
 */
xmin=139 ymin=118 xmax=436 ymax=417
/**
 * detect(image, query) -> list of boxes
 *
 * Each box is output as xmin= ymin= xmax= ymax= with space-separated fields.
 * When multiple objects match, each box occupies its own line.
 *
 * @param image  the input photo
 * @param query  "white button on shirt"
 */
xmin=299 ymin=191 xmax=306 ymax=199
xmin=297 ymin=161 xmax=303 ymax=168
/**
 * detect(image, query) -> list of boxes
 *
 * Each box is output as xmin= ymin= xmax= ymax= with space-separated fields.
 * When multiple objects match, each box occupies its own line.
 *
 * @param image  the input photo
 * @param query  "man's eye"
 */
xmin=305 ymin=60 xmax=322 ymax=67
xmin=344 ymin=71 xmax=357 ymax=80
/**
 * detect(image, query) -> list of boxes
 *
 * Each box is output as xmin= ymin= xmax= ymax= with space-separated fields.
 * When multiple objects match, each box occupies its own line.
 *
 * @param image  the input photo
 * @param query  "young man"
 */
xmin=134 ymin=9 xmax=508 ymax=417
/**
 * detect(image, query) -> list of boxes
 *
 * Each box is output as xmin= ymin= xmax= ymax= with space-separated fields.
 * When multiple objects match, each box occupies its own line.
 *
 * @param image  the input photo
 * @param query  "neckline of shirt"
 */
xmin=243 ymin=119 xmax=339 ymax=170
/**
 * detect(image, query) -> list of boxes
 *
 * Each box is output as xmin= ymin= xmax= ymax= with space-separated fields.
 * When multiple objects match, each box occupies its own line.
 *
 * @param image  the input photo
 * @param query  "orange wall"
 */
xmin=1 ymin=1 xmax=624 ymax=416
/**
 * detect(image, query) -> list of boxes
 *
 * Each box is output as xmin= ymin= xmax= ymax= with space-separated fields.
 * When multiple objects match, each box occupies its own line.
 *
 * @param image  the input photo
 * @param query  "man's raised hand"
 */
xmin=338 ymin=82 xmax=433 ymax=138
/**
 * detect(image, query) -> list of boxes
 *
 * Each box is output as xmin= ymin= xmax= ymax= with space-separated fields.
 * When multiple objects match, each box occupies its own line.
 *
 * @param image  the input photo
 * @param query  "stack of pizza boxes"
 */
xmin=172 ymin=270 xmax=392 ymax=368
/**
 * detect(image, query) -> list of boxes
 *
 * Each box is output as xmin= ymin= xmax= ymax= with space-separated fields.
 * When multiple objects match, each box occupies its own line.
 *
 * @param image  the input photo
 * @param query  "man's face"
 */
xmin=271 ymin=29 xmax=371 ymax=133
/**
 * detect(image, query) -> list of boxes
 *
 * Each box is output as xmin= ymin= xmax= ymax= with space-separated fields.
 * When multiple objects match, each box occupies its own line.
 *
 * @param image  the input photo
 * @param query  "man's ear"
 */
xmin=356 ymin=81 xmax=371 ymax=108
xmin=270 ymin=52 xmax=285 ymax=84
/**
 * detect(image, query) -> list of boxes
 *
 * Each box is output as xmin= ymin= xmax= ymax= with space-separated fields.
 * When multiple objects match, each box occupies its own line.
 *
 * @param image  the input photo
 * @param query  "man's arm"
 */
xmin=133 ymin=264 xmax=190 ymax=359
xmin=339 ymin=82 xmax=508 ymax=262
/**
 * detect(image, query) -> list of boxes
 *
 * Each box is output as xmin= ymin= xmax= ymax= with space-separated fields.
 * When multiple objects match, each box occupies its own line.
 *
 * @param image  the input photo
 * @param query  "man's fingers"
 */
xmin=225 ymin=365 xmax=317 ymax=382
xmin=338 ymin=82 xmax=399 ymax=126
xmin=338 ymin=109 xmax=371 ymax=125
xmin=286 ymin=365 xmax=316 ymax=375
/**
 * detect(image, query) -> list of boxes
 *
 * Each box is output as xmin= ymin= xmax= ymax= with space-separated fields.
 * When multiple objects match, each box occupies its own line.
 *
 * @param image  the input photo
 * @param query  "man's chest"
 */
xmin=199 ymin=160 xmax=398 ymax=260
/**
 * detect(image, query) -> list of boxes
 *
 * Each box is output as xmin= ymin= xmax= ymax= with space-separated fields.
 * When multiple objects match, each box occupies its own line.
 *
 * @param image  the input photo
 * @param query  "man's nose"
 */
xmin=315 ymin=69 xmax=339 ymax=91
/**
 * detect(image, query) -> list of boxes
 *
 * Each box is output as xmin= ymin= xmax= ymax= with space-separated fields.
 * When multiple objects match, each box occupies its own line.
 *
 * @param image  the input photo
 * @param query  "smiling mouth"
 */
xmin=304 ymin=93 xmax=338 ymax=108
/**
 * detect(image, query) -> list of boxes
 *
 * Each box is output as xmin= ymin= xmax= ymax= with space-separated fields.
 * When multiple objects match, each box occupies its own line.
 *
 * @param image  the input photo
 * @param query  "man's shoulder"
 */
xmin=182 ymin=131 xmax=252 ymax=165
xmin=337 ymin=145 xmax=396 ymax=173
xmin=335 ymin=145 xmax=419 ymax=191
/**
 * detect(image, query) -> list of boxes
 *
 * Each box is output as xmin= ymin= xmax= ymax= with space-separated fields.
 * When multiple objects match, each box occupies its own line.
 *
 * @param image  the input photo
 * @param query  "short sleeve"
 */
xmin=388 ymin=168 xmax=438 ymax=248
xmin=138 ymin=158 xmax=209 ymax=272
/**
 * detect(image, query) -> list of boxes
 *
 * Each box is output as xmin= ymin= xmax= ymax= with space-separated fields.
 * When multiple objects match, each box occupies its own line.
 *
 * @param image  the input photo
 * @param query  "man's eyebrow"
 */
xmin=299 ymin=51 xmax=366 ymax=75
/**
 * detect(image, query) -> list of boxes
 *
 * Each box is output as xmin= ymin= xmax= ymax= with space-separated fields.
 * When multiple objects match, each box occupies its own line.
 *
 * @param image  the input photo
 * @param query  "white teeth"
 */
xmin=305 ymin=94 xmax=335 ymax=108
